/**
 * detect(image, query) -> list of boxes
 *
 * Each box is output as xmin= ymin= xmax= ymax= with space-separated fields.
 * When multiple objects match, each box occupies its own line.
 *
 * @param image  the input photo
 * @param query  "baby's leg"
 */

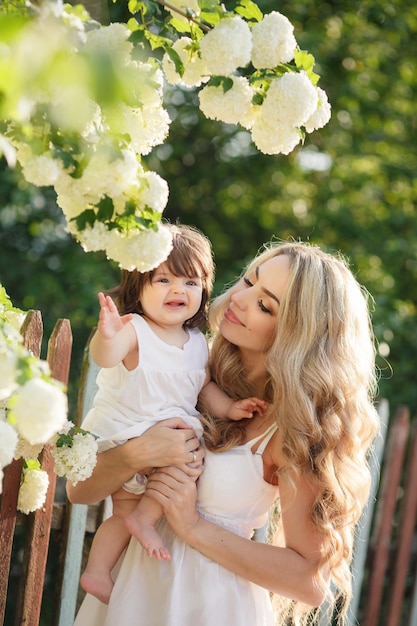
xmin=80 ymin=491 xmax=139 ymax=604
xmin=125 ymin=494 xmax=170 ymax=560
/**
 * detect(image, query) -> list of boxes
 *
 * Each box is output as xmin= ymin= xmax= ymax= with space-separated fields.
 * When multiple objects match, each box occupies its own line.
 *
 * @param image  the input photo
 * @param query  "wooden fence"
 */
xmin=0 ymin=312 xmax=416 ymax=626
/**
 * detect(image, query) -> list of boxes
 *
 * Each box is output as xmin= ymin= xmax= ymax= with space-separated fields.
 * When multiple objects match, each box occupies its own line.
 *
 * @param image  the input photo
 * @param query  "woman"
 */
xmin=68 ymin=240 xmax=380 ymax=625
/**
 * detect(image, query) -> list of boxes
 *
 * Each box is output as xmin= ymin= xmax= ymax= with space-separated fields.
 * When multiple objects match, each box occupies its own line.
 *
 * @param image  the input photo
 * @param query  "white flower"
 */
xmin=51 ymin=431 xmax=98 ymax=485
xmin=20 ymin=151 xmax=63 ymax=187
xmin=251 ymin=12 xmax=297 ymax=69
xmin=199 ymin=76 xmax=254 ymax=125
xmin=304 ymin=86 xmax=332 ymax=132
xmin=11 ymin=378 xmax=68 ymax=445
xmin=17 ymin=467 xmax=49 ymax=514
xmin=140 ymin=171 xmax=169 ymax=213
xmin=105 ymin=225 xmax=173 ymax=272
xmin=4 ymin=309 xmax=26 ymax=332
xmin=162 ymin=38 xmax=209 ymax=88
xmin=0 ymin=349 xmax=18 ymax=400
xmin=199 ymin=17 xmax=252 ymax=76
xmin=251 ymin=117 xmax=301 ymax=155
xmin=112 ymin=104 xmax=171 ymax=155
xmin=0 ymin=420 xmax=18 ymax=469
xmin=68 ymin=220 xmax=111 ymax=253
xmin=261 ymin=71 xmax=319 ymax=129
xmin=85 ymin=22 xmax=133 ymax=61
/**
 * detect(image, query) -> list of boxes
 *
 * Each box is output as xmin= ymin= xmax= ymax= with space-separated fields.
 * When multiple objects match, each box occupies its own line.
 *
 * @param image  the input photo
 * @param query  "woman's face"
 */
xmin=219 ymin=254 xmax=291 ymax=354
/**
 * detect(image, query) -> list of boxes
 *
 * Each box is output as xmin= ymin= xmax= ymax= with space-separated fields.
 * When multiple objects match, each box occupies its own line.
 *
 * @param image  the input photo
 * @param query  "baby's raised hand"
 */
xmin=227 ymin=397 xmax=268 ymax=421
xmin=97 ymin=292 xmax=132 ymax=339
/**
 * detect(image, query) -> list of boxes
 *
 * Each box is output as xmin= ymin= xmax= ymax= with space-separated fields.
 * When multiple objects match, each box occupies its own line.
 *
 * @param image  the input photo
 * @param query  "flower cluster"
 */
xmin=0 ymin=0 xmax=331 ymax=273
xmin=0 ymin=286 xmax=97 ymax=512
xmin=2 ymin=3 xmax=173 ymax=271
xmin=161 ymin=9 xmax=331 ymax=155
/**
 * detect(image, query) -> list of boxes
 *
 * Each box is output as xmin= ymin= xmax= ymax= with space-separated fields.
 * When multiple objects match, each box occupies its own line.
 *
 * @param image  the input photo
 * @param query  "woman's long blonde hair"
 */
xmin=202 ymin=241 xmax=380 ymax=625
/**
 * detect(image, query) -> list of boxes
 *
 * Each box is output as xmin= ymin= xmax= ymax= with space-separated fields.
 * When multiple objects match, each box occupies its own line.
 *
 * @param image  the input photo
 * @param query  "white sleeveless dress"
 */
xmin=74 ymin=425 xmax=279 ymax=626
xmin=81 ymin=314 xmax=207 ymax=493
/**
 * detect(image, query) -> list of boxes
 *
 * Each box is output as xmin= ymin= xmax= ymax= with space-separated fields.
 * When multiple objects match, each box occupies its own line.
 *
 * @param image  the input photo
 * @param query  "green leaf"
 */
xmin=234 ymin=0 xmax=263 ymax=23
xmin=96 ymin=196 xmax=115 ymax=222
xmin=207 ymin=75 xmax=234 ymax=93
xmin=165 ymin=46 xmax=185 ymax=77
xmin=56 ymin=433 xmax=73 ymax=448
xmin=24 ymin=459 xmax=41 ymax=470
xmin=72 ymin=208 xmax=97 ymax=231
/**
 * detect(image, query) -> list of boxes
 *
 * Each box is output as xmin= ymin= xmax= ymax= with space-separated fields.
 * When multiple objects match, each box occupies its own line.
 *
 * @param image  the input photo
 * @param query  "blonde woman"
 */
xmin=70 ymin=240 xmax=379 ymax=625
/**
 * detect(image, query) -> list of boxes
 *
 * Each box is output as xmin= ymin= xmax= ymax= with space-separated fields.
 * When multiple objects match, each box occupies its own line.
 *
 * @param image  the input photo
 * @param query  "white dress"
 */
xmin=81 ymin=314 xmax=207 ymax=493
xmin=74 ymin=424 xmax=280 ymax=626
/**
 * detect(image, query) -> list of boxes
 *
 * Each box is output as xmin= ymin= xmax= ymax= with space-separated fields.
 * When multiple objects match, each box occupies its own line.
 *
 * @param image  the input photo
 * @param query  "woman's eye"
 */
xmin=243 ymin=277 xmax=253 ymax=287
xmin=258 ymin=299 xmax=272 ymax=314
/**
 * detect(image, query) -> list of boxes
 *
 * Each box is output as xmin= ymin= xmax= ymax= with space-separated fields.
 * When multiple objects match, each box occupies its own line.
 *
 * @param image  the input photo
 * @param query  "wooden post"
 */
xmin=14 ymin=319 xmax=72 ymax=626
xmin=386 ymin=419 xmax=417 ymax=626
xmin=362 ymin=406 xmax=410 ymax=626
xmin=0 ymin=311 xmax=43 ymax=625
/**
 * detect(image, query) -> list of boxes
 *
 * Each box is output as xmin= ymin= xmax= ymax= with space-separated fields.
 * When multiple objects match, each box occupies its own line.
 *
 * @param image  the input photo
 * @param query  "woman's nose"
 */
xmin=230 ymin=288 xmax=247 ymax=309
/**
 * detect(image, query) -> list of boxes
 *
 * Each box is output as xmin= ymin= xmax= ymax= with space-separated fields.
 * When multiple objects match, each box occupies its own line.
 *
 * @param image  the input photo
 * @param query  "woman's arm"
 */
xmin=66 ymin=418 xmax=203 ymax=504
xmin=146 ymin=465 xmax=327 ymax=608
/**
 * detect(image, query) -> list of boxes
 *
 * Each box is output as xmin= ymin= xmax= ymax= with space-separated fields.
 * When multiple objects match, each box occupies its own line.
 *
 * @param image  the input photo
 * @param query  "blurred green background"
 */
xmin=1 ymin=0 xmax=416 ymax=421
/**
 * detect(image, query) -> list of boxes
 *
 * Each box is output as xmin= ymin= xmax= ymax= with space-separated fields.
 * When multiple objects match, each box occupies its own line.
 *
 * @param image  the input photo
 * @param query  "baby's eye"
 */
xmin=186 ymin=280 xmax=198 ymax=286
xmin=258 ymin=299 xmax=272 ymax=314
xmin=157 ymin=277 xmax=169 ymax=283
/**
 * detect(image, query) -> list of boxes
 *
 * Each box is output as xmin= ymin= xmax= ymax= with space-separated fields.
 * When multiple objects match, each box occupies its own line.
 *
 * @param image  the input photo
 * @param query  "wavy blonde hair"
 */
xmin=202 ymin=241 xmax=380 ymax=625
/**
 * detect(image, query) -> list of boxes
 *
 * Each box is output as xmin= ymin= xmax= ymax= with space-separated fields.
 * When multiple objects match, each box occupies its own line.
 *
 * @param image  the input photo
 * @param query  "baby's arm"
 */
xmin=199 ymin=378 xmax=267 ymax=421
xmin=89 ymin=292 xmax=135 ymax=367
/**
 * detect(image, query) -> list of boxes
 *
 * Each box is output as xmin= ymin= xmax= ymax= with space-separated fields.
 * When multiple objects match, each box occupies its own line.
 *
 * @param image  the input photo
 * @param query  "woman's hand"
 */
xmin=146 ymin=466 xmax=201 ymax=541
xmin=66 ymin=418 xmax=203 ymax=505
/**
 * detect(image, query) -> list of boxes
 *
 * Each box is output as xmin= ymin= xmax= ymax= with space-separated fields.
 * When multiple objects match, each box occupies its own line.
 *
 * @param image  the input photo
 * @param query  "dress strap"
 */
xmin=251 ymin=423 xmax=278 ymax=455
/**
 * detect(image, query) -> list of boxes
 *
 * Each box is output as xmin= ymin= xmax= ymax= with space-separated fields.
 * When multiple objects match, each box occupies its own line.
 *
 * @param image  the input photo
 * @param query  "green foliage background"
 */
xmin=0 ymin=0 xmax=416 ymax=420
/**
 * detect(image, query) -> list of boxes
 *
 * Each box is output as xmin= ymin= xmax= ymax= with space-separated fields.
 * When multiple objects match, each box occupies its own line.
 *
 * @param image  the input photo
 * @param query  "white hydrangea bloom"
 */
xmin=164 ymin=0 xmax=200 ymax=21
xmin=105 ymin=225 xmax=173 ymax=272
xmin=55 ymin=173 xmax=98 ymax=221
xmin=130 ymin=62 xmax=165 ymax=109
xmin=0 ymin=420 xmax=18 ymax=468
xmin=12 ymin=378 xmax=68 ymax=445
xmin=81 ymin=149 xmax=140 ymax=201
xmin=4 ymin=310 xmax=26 ymax=332
xmin=17 ymin=467 xmax=49 ymax=514
xmin=162 ymin=37 xmax=209 ymax=88
xmin=140 ymin=171 xmax=169 ymax=213
xmin=261 ymin=71 xmax=319 ymax=129
xmin=68 ymin=220 xmax=111 ymax=253
xmin=199 ymin=76 xmax=254 ymax=125
xmin=239 ymin=103 xmax=262 ymax=130
xmin=0 ymin=350 xmax=18 ymax=400
xmin=200 ymin=17 xmax=252 ymax=76
xmin=251 ymin=117 xmax=301 ymax=155
xmin=304 ymin=86 xmax=332 ymax=132
xmin=112 ymin=105 xmax=171 ymax=155
xmin=85 ymin=22 xmax=133 ymax=61
xmin=251 ymin=12 xmax=297 ymax=69
xmin=51 ymin=432 xmax=98 ymax=485
xmin=13 ymin=434 xmax=43 ymax=462
xmin=21 ymin=152 xmax=63 ymax=187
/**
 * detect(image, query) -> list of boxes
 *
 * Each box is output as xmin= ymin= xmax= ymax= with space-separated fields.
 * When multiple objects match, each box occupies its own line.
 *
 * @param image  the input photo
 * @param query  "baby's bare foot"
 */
xmin=125 ymin=515 xmax=171 ymax=560
xmin=80 ymin=570 xmax=113 ymax=605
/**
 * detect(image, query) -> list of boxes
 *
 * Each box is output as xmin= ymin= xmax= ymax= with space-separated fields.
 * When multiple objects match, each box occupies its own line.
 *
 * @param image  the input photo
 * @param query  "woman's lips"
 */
xmin=224 ymin=307 xmax=243 ymax=325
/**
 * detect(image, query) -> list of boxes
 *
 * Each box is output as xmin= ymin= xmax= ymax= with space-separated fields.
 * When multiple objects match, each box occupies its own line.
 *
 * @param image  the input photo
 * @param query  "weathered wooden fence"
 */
xmin=1 ymin=312 xmax=416 ymax=626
